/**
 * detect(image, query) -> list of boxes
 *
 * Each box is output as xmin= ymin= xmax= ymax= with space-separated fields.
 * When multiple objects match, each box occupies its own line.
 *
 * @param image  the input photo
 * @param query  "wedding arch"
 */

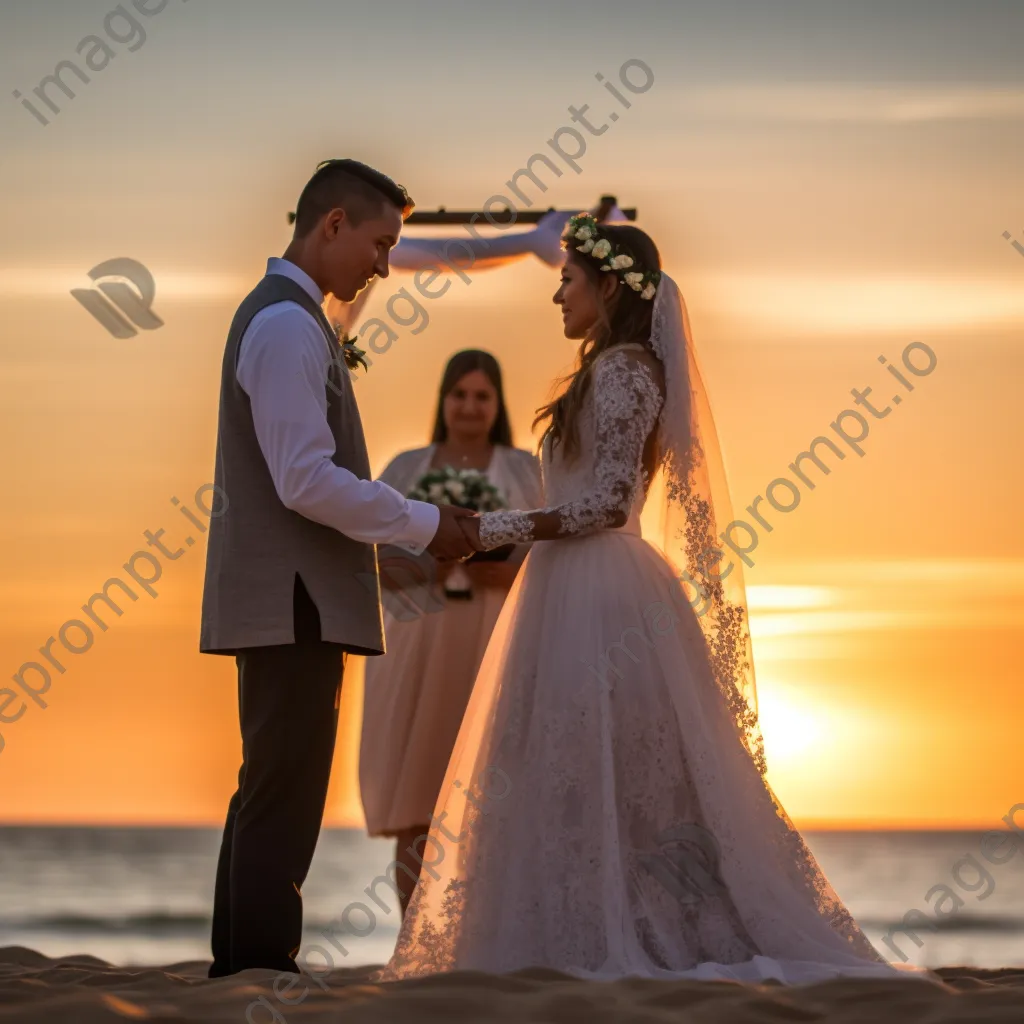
xmin=285 ymin=195 xmax=638 ymax=330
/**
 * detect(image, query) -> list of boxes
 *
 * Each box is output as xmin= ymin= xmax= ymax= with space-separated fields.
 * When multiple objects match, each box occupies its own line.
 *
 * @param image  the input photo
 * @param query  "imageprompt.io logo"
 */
xmin=71 ymin=258 xmax=164 ymax=338
xmin=1003 ymin=229 xmax=1024 ymax=261
xmin=638 ymin=823 xmax=728 ymax=904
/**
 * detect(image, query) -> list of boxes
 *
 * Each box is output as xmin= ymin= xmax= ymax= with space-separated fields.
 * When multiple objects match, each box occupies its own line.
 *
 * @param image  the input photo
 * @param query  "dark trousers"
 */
xmin=208 ymin=573 xmax=346 ymax=976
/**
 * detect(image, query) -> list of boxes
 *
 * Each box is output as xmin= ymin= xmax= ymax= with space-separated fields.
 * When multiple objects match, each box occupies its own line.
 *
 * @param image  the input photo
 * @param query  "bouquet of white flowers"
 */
xmin=408 ymin=466 xmax=514 ymax=598
xmin=407 ymin=466 xmax=507 ymax=513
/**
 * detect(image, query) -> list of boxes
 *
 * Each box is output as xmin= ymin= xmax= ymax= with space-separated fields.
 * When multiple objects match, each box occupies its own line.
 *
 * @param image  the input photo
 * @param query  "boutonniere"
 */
xmin=331 ymin=322 xmax=369 ymax=374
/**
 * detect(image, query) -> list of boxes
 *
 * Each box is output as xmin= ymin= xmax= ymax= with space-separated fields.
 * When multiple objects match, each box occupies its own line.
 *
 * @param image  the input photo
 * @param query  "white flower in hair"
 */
xmin=591 ymin=239 xmax=612 ymax=259
xmin=623 ymin=271 xmax=644 ymax=286
xmin=608 ymin=255 xmax=634 ymax=270
xmin=574 ymin=225 xmax=594 ymax=240
xmin=641 ymin=282 xmax=657 ymax=300
xmin=576 ymin=239 xmax=595 ymax=253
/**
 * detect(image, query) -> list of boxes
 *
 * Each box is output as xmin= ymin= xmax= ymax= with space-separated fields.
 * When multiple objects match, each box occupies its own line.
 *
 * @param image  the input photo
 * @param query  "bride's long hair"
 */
xmin=532 ymin=225 xmax=662 ymax=464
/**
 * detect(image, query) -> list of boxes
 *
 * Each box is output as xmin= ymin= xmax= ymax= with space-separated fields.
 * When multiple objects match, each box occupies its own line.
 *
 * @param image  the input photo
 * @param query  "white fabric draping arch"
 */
xmin=324 ymin=205 xmax=631 ymax=329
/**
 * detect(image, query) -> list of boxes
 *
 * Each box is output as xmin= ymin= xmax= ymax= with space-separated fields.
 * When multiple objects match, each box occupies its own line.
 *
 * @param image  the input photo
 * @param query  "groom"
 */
xmin=199 ymin=158 xmax=477 ymax=977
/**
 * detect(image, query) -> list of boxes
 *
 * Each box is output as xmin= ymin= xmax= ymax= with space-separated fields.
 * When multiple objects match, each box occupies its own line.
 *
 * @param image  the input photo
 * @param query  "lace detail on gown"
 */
xmin=476 ymin=509 xmax=535 ymax=547
xmin=477 ymin=348 xmax=664 ymax=549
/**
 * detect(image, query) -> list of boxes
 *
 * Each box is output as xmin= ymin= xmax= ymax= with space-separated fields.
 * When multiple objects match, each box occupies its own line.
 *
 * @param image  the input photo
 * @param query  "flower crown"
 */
xmin=561 ymin=213 xmax=661 ymax=300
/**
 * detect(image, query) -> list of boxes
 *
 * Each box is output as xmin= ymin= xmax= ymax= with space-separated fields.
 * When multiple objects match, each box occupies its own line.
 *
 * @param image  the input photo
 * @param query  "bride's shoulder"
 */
xmin=593 ymin=343 xmax=665 ymax=390
xmin=594 ymin=341 xmax=656 ymax=364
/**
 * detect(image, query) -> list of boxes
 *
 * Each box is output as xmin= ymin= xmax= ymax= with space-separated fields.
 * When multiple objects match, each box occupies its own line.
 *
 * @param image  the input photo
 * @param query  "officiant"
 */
xmin=358 ymin=349 xmax=543 ymax=916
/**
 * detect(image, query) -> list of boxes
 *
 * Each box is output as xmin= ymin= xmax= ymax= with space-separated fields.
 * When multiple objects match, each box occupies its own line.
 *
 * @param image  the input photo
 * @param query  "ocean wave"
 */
xmin=6 ymin=909 xmax=1019 ymax=941
xmin=0 ymin=912 xmax=212 ymax=936
xmin=861 ymin=914 xmax=1024 ymax=934
xmin=0 ymin=911 xmax=398 ymax=938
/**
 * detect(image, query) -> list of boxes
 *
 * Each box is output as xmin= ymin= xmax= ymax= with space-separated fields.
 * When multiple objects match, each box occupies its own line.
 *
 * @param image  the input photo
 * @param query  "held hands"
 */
xmin=456 ymin=514 xmax=484 ymax=554
xmin=426 ymin=504 xmax=483 ymax=562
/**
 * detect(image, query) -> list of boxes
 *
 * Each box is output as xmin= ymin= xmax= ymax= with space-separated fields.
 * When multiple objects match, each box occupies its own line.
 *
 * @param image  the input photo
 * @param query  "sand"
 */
xmin=2 ymin=947 xmax=1023 ymax=1023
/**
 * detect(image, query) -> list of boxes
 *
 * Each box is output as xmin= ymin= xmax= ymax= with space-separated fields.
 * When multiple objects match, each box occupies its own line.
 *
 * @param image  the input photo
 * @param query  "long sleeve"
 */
xmin=477 ymin=349 xmax=664 ymax=549
xmin=236 ymin=303 xmax=440 ymax=554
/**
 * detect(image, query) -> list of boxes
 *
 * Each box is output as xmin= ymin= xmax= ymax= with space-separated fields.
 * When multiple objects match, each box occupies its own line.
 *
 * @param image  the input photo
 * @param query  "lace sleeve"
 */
xmin=477 ymin=349 xmax=664 ymax=548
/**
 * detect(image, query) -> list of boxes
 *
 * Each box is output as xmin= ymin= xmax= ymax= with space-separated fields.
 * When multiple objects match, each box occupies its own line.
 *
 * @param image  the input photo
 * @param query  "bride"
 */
xmin=376 ymin=214 xmax=932 ymax=984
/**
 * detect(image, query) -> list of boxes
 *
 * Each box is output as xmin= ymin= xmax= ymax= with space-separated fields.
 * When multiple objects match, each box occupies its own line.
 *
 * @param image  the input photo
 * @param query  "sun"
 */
xmin=756 ymin=683 xmax=825 ymax=769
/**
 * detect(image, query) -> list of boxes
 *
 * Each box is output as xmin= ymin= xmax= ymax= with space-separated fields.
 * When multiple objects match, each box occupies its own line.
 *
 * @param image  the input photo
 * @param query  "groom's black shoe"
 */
xmin=208 ymin=573 xmax=344 ymax=977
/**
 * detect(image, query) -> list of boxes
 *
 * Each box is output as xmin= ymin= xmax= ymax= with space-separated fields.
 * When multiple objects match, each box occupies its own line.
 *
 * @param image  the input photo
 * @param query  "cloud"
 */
xmin=748 ymin=560 xmax=1024 ymax=644
xmin=694 ymin=271 xmax=1024 ymax=334
xmin=0 ymin=268 xmax=249 ymax=300
xmin=680 ymin=85 xmax=1024 ymax=123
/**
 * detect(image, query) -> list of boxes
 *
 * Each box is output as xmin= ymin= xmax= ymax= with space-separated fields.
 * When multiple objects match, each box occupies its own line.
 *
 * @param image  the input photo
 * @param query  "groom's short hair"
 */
xmin=291 ymin=159 xmax=415 ymax=236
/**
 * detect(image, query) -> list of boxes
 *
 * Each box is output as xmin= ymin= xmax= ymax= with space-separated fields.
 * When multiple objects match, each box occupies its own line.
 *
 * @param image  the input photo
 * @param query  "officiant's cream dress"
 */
xmin=359 ymin=443 xmax=543 ymax=837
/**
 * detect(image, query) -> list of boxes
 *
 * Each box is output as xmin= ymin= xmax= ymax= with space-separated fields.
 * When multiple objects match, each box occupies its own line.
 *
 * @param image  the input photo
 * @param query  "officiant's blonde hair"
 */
xmin=533 ymin=225 xmax=662 ymax=464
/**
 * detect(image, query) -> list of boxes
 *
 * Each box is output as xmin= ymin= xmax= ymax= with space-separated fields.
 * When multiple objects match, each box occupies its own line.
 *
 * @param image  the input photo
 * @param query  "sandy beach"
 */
xmin=2 ymin=948 xmax=1023 ymax=1024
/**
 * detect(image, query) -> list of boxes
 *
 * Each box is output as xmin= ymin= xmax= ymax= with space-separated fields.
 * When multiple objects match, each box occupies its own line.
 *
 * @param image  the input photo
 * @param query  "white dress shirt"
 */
xmin=235 ymin=257 xmax=440 ymax=554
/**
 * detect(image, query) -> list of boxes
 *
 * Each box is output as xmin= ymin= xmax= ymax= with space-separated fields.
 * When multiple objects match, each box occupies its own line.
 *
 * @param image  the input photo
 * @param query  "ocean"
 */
xmin=1 ymin=827 xmax=1022 ymax=970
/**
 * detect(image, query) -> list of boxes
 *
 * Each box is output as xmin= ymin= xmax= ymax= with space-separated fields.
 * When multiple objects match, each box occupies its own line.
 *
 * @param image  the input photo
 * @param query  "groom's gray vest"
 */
xmin=199 ymin=274 xmax=385 ymax=656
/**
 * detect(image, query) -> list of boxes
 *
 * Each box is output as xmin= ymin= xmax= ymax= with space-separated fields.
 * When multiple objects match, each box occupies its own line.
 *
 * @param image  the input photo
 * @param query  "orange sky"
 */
xmin=1 ymin=0 xmax=1023 ymax=828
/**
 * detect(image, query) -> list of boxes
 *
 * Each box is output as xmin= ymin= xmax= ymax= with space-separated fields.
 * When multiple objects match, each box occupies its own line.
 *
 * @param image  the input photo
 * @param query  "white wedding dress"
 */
xmin=376 ymin=338 xmax=932 ymax=985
